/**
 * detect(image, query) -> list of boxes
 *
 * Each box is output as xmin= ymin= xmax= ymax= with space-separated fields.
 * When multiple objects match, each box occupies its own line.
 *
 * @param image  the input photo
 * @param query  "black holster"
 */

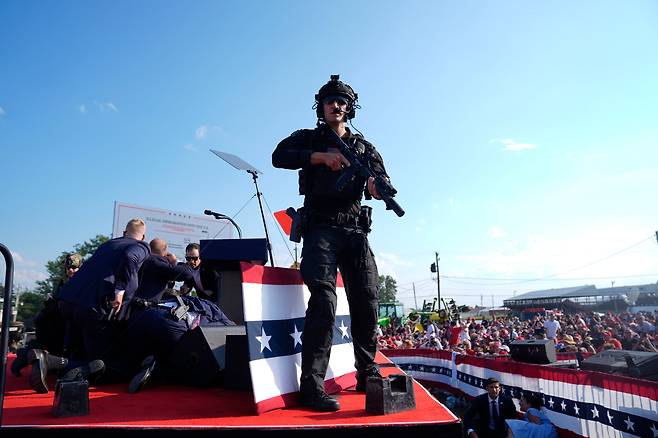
xmin=288 ymin=206 xmax=306 ymax=243
xmin=359 ymin=205 xmax=373 ymax=234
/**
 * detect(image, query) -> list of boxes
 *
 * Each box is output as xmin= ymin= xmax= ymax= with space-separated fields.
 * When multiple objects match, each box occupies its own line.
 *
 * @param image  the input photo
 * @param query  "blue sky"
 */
xmin=2 ymin=1 xmax=657 ymax=309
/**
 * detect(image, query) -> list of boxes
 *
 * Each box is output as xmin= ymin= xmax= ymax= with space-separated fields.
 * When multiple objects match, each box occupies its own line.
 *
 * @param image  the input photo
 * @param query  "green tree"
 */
xmin=34 ymin=234 xmax=109 ymax=297
xmin=378 ymin=275 xmax=398 ymax=302
xmin=16 ymin=291 xmax=46 ymax=330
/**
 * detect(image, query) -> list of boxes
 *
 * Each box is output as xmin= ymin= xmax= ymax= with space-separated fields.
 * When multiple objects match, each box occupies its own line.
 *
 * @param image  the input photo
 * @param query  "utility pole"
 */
xmin=430 ymin=252 xmax=441 ymax=310
xmin=412 ymin=282 xmax=418 ymax=310
xmin=655 ymin=230 xmax=658 ymax=244
xmin=434 ymin=252 xmax=441 ymax=306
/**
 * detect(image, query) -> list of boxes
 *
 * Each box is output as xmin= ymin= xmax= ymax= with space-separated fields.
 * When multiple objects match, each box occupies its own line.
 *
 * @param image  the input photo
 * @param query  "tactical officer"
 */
xmin=272 ymin=75 xmax=391 ymax=411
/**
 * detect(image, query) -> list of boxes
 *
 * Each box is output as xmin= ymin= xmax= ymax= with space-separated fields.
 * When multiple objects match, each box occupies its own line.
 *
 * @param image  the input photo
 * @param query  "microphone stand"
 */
xmin=206 ymin=211 xmax=243 ymax=239
xmin=249 ymin=170 xmax=274 ymax=267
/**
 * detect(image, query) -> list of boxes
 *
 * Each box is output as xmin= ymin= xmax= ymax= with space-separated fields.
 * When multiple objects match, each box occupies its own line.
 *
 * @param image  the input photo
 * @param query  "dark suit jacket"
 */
xmin=463 ymin=392 xmax=517 ymax=438
xmin=135 ymin=255 xmax=195 ymax=302
xmin=58 ymin=236 xmax=150 ymax=315
xmin=176 ymin=262 xmax=205 ymax=295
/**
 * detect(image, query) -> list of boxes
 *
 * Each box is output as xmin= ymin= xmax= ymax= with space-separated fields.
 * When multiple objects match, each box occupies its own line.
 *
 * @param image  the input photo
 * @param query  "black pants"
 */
xmin=299 ymin=223 xmax=379 ymax=395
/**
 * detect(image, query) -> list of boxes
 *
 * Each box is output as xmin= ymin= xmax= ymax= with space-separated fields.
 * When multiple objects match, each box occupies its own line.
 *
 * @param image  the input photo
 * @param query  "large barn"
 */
xmin=503 ymin=283 xmax=658 ymax=313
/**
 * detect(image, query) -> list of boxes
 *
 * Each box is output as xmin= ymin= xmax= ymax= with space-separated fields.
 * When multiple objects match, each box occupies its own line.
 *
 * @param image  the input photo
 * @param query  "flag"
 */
xmin=273 ymin=210 xmax=292 ymax=236
xmin=240 ymin=262 xmax=357 ymax=414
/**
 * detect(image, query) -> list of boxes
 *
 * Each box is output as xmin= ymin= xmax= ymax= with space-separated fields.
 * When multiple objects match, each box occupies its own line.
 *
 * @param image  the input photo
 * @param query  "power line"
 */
xmin=441 ymin=272 xmax=658 ymax=283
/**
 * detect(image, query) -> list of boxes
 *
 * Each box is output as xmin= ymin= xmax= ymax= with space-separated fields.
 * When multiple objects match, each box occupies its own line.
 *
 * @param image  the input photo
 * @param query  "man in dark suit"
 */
xmin=463 ymin=377 xmax=517 ymax=438
xmin=58 ymin=218 xmax=150 ymax=360
xmin=178 ymin=242 xmax=207 ymax=297
xmin=134 ymin=238 xmax=195 ymax=303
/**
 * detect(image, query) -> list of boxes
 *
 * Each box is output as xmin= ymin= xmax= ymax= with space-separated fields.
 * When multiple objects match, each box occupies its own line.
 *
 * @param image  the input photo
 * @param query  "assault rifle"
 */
xmin=327 ymin=129 xmax=405 ymax=217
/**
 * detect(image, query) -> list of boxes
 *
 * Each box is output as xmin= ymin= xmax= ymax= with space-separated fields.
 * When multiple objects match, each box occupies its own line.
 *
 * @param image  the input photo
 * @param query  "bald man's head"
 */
xmin=149 ymin=238 xmax=168 ymax=256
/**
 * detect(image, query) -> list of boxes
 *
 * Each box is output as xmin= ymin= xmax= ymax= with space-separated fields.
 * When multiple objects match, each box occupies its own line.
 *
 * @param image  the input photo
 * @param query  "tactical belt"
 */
xmin=309 ymin=212 xmax=364 ymax=230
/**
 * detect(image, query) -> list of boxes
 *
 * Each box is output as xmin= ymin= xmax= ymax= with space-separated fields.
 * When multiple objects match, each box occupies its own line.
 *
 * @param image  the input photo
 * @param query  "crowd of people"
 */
xmin=377 ymin=309 xmax=658 ymax=357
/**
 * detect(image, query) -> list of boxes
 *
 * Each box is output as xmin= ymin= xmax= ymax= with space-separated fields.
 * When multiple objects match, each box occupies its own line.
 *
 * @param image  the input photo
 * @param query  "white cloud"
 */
xmin=5 ymin=252 xmax=46 ymax=287
xmin=490 ymin=138 xmax=536 ymax=151
xmin=78 ymin=104 xmax=87 ymax=114
xmin=183 ymin=144 xmax=198 ymax=152
xmin=488 ymin=225 xmax=507 ymax=239
xmin=0 ymin=106 xmax=5 ymax=117
xmin=94 ymin=101 xmax=118 ymax=112
xmin=455 ymin=223 xmax=658 ymax=288
xmin=195 ymin=126 xmax=208 ymax=139
xmin=195 ymin=124 xmax=223 ymax=139
xmin=448 ymin=198 xmax=455 ymax=207
xmin=13 ymin=269 xmax=48 ymax=285
xmin=10 ymin=251 xmax=36 ymax=266
xmin=376 ymin=251 xmax=413 ymax=280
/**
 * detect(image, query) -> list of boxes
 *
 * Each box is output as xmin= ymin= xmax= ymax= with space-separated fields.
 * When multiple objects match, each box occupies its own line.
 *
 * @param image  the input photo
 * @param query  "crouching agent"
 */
xmin=112 ymin=294 xmax=235 ymax=393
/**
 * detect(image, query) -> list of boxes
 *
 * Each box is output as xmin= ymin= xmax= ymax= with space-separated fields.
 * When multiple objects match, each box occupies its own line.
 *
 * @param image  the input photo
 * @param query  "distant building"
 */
xmin=503 ymin=283 xmax=658 ymax=313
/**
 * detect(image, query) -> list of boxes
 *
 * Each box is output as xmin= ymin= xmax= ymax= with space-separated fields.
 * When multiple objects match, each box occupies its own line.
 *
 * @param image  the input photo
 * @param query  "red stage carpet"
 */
xmin=1 ymin=353 xmax=461 ymax=437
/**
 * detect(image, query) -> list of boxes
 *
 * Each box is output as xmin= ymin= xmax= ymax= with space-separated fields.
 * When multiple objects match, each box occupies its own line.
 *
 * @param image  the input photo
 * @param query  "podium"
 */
xmin=199 ymin=238 xmax=268 ymax=325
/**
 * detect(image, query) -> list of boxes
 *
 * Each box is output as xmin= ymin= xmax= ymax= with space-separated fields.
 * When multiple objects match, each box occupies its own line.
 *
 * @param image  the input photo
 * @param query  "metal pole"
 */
xmin=0 ymin=243 xmax=15 ymax=426
xmin=250 ymin=171 xmax=274 ymax=267
xmin=412 ymin=282 xmax=418 ymax=310
xmin=435 ymin=251 xmax=441 ymax=306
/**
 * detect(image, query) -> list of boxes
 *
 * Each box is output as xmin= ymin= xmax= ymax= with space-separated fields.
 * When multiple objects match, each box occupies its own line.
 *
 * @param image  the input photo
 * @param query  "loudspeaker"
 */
xmin=580 ymin=350 xmax=658 ymax=380
xmin=224 ymin=334 xmax=251 ymax=390
xmin=510 ymin=339 xmax=557 ymax=364
xmin=169 ymin=325 xmax=246 ymax=387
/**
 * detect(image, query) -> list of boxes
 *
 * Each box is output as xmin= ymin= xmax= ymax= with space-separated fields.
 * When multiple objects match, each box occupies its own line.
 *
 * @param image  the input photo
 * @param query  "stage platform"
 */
xmin=1 ymin=353 xmax=462 ymax=438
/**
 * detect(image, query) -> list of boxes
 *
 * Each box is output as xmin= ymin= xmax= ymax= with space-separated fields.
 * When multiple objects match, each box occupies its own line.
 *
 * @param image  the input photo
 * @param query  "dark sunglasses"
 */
xmin=322 ymin=95 xmax=349 ymax=106
xmin=185 ymin=256 xmax=199 ymax=261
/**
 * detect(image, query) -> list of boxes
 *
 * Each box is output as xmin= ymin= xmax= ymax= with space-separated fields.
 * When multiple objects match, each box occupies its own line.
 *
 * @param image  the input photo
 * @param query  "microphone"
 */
xmin=203 ymin=209 xmax=243 ymax=238
xmin=204 ymin=209 xmax=226 ymax=218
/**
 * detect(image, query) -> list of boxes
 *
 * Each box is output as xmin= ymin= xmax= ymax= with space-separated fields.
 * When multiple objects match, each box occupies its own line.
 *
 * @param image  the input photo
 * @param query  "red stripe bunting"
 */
xmin=240 ymin=262 xmax=345 ymax=287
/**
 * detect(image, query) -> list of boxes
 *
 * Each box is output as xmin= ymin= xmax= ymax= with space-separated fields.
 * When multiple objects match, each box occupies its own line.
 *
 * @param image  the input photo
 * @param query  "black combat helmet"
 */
xmin=314 ymin=74 xmax=359 ymax=120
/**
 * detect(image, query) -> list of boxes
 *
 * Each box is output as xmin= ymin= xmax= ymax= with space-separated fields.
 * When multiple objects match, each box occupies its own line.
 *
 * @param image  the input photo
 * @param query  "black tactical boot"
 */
xmin=128 ymin=356 xmax=156 ymax=394
xmin=299 ymin=391 xmax=341 ymax=412
xmin=355 ymin=368 xmax=382 ymax=392
xmin=27 ymin=349 xmax=68 ymax=393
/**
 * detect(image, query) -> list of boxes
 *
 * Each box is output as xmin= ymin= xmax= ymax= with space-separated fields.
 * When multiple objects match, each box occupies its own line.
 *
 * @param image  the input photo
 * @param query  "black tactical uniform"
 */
xmin=272 ymin=75 xmax=390 ymax=411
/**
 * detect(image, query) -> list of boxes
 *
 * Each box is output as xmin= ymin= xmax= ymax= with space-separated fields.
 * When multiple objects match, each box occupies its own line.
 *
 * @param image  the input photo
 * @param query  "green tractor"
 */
xmin=377 ymin=301 xmax=405 ymax=327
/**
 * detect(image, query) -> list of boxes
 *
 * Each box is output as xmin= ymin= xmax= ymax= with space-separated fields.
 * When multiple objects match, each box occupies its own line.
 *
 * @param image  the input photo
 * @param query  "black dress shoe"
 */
xmin=28 ymin=349 xmax=49 ymax=393
xmin=11 ymin=347 xmax=29 ymax=377
xmin=128 ymin=356 xmax=156 ymax=394
xmin=61 ymin=359 xmax=106 ymax=382
xmin=299 ymin=391 xmax=340 ymax=412
xmin=355 ymin=369 xmax=382 ymax=392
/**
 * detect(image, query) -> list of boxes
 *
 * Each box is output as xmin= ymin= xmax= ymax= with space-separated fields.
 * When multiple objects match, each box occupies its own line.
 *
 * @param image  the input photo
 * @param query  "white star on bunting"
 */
xmin=591 ymin=406 xmax=599 ymax=419
xmin=650 ymin=423 xmax=658 ymax=437
xmin=256 ymin=327 xmax=272 ymax=353
xmin=624 ymin=416 xmax=634 ymax=432
xmin=339 ymin=320 xmax=350 ymax=339
xmin=289 ymin=324 xmax=303 ymax=347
